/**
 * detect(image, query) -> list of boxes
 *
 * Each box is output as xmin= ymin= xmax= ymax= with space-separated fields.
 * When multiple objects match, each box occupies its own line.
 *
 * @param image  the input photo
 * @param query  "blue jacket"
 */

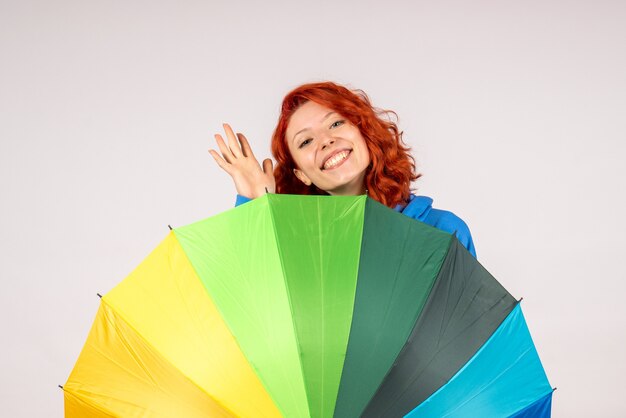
xmin=395 ymin=195 xmax=476 ymax=258
xmin=235 ymin=194 xmax=476 ymax=258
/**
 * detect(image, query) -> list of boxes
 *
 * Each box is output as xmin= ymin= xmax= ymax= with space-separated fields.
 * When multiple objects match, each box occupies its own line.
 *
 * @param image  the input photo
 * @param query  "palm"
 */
xmin=209 ymin=123 xmax=276 ymax=199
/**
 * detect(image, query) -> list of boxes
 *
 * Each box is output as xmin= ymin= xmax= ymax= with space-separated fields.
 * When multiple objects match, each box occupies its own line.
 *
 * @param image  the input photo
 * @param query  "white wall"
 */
xmin=1 ymin=0 xmax=624 ymax=416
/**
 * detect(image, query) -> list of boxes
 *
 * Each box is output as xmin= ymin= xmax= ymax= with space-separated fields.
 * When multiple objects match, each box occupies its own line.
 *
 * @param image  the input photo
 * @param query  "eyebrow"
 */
xmin=292 ymin=111 xmax=337 ymax=143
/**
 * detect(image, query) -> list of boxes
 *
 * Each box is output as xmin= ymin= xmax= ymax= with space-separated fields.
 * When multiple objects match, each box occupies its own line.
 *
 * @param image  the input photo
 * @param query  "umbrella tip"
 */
xmin=553 ymin=386 xmax=558 ymax=392
xmin=58 ymin=385 xmax=64 ymax=390
xmin=168 ymin=224 xmax=173 ymax=230
xmin=97 ymin=293 xmax=102 ymax=299
xmin=518 ymin=296 xmax=524 ymax=303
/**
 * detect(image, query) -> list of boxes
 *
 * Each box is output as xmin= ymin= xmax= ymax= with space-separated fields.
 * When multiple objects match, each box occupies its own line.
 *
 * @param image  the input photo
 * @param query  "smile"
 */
xmin=322 ymin=150 xmax=351 ymax=170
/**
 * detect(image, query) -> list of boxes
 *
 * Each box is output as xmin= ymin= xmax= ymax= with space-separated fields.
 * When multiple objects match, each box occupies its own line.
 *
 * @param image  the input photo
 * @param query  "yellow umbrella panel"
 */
xmin=63 ymin=232 xmax=283 ymax=417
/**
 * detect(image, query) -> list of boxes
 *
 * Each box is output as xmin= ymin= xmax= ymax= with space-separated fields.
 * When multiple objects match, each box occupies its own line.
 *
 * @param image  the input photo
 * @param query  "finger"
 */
xmin=208 ymin=149 xmax=232 ymax=173
xmin=223 ymin=123 xmax=242 ymax=158
xmin=237 ymin=133 xmax=255 ymax=159
xmin=262 ymin=158 xmax=274 ymax=175
xmin=214 ymin=134 xmax=234 ymax=163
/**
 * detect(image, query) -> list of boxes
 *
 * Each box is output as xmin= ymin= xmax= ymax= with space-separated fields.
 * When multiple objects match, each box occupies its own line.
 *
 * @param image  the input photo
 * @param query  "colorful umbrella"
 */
xmin=63 ymin=194 xmax=553 ymax=417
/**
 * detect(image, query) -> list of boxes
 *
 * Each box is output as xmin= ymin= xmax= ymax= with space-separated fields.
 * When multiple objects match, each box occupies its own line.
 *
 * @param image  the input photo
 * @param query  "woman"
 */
xmin=209 ymin=81 xmax=476 ymax=257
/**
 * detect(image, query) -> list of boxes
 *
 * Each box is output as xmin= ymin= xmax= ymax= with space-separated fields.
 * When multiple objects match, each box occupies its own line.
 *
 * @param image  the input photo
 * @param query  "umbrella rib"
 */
xmin=436 ymin=237 xmax=458 ymax=347
xmin=100 ymin=300 xmax=160 ymax=387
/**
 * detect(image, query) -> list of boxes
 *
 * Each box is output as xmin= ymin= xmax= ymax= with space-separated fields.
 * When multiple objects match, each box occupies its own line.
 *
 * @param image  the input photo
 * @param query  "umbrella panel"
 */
xmin=333 ymin=198 xmax=453 ymax=417
xmin=64 ymin=303 xmax=235 ymax=417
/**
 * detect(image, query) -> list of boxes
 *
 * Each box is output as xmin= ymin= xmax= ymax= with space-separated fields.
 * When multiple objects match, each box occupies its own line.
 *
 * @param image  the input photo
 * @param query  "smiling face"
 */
xmin=285 ymin=101 xmax=371 ymax=196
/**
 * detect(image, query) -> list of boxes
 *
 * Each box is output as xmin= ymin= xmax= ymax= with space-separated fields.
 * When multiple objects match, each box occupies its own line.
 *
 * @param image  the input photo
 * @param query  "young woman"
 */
xmin=209 ymin=81 xmax=476 ymax=257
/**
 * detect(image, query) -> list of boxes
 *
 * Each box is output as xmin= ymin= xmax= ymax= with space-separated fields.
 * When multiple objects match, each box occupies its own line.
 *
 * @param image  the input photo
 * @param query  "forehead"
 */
xmin=286 ymin=101 xmax=336 ymax=138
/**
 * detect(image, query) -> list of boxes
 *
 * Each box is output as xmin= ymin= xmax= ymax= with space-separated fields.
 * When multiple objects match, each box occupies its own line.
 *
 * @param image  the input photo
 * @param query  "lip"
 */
xmin=320 ymin=149 xmax=352 ymax=170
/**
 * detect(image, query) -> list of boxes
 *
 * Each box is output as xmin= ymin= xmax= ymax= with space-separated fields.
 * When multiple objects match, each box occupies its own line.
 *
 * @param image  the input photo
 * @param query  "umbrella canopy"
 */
xmin=64 ymin=194 xmax=552 ymax=417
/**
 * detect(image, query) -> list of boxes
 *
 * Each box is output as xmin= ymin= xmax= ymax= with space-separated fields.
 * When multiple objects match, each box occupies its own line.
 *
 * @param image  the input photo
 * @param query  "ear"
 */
xmin=293 ymin=168 xmax=312 ymax=186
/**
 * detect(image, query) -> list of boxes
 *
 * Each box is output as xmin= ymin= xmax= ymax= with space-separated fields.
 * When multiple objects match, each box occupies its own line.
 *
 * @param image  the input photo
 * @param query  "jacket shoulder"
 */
xmin=400 ymin=195 xmax=477 ymax=258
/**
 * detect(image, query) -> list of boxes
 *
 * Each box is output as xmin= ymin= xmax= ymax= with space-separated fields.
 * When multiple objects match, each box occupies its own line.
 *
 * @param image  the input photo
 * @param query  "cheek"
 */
xmin=290 ymin=150 xmax=313 ymax=171
xmin=358 ymin=141 xmax=371 ymax=164
xmin=300 ymin=150 xmax=317 ymax=168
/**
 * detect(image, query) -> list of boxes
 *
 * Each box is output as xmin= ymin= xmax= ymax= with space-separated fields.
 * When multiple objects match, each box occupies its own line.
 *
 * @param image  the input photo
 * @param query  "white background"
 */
xmin=1 ymin=0 xmax=625 ymax=416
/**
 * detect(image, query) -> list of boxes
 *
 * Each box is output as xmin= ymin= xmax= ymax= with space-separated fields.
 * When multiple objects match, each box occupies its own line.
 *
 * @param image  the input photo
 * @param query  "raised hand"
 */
xmin=209 ymin=123 xmax=276 ymax=199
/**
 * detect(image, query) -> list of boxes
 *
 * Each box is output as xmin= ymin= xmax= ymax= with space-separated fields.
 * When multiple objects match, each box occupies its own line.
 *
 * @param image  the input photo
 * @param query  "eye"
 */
xmin=330 ymin=120 xmax=345 ymax=129
xmin=298 ymin=138 xmax=312 ymax=149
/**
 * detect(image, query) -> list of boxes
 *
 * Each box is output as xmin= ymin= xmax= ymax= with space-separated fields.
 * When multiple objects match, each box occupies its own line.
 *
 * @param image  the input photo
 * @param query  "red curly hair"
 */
xmin=271 ymin=81 xmax=420 ymax=208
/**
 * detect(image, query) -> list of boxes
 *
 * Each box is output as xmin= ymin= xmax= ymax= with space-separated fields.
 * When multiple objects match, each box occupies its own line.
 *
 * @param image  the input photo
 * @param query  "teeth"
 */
xmin=323 ymin=151 xmax=350 ymax=169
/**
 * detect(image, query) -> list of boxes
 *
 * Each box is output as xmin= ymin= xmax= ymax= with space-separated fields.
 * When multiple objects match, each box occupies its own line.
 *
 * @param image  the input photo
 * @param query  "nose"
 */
xmin=320 ymin=135 xmax=335 ymax=150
